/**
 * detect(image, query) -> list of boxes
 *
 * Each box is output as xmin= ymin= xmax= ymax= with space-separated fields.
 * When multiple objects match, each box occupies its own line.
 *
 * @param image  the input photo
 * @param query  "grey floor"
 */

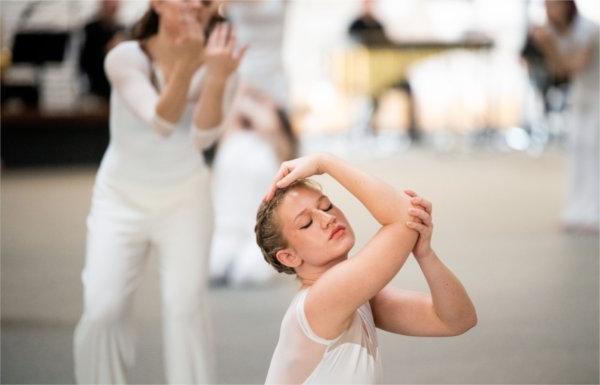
xmin=1 ymin=149 xmax=598 ymax=384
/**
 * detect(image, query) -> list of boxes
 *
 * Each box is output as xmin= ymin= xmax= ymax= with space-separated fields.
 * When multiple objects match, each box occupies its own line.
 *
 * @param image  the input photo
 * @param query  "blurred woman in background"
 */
xmin=529 ymin=0 xmax=599 ymax=233
xmin=73 ymin=0 xmax=245 ymax=383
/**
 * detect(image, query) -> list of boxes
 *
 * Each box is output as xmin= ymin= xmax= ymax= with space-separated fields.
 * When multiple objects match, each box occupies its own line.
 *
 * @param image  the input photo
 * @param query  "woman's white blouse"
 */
xmin=98 ymin=41 xmax=237 ymax=188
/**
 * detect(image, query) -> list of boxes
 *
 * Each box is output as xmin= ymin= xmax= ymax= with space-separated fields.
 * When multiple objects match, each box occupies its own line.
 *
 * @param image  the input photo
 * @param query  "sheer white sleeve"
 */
xmin=192 ymin=74 xmax=240 ymax=150
xmin=104 ymin=42 xmax=177 ymax=136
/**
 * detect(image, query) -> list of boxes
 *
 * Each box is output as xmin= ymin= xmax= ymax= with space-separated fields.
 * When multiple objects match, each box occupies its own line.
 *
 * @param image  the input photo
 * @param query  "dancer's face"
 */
xmin=152 ymin=0 xmax=220 ymax=30
xmin=275 ymin=186 xmax=355 ymax=271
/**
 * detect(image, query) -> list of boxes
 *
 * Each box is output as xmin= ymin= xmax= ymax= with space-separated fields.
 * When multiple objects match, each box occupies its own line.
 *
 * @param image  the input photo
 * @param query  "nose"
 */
xmin=316 ymin=210 xmax=336 ymax=229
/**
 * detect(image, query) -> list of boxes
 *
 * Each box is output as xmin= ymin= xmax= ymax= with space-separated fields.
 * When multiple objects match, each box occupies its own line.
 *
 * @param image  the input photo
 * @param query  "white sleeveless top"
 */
xmin=265 ymin=289 xmax=382 ymax=384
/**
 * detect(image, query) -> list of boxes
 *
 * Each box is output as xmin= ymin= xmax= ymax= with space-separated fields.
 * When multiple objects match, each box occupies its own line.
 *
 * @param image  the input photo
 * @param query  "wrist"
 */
xmin=415 ymin=249 xmax=436 ymax=261
xmin=317 ymin=153 xmax=335 ymax=175
xmin=174 ymin=61 xmax=199 ymax=78
xmin=203 ymin=70 xmax=229 ymax=87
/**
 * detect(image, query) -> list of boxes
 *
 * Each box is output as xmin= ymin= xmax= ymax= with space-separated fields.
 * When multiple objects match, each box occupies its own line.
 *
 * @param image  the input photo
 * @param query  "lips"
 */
xmin=329 ymin=224 xmax=346 ymax=240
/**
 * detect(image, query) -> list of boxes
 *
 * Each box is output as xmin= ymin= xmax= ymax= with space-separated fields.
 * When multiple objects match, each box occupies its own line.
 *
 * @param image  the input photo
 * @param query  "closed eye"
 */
xmin=323 ymin=203 xmax=333 ymax=211
xmin=300 ymin=220 xmax=313 ymax=229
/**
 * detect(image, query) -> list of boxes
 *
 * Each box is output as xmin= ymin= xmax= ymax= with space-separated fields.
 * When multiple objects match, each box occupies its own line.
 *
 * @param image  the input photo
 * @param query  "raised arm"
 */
xmin=104 ymin=11 xmax=206 ymax=137
xmin=267 ymin=153 xmax=418 ymax=339
xmin=192 ymin=23 xmax=246 ymax=149
xmin=371 ymin=192 xmax=477 ymax=336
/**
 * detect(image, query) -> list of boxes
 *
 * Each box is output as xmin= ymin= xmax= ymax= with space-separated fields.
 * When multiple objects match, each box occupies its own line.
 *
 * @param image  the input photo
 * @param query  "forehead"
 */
xmin=277 ymin=187 xmax=323 ymax=220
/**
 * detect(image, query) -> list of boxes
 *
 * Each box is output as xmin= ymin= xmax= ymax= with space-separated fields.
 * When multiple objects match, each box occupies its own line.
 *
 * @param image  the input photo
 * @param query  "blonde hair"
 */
xmin=255 ymin=179 xmax=321 ymax=275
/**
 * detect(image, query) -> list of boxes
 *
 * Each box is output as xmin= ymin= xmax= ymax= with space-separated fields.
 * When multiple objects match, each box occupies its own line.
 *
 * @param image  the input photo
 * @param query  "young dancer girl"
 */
xmin=257 ymin=153 xmax=477 ymax=383
xmin=74 ymin=1 xmax=245 ymax=383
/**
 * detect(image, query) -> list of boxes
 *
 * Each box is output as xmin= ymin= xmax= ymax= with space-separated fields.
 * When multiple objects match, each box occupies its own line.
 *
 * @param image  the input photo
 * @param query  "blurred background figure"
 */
xmin=208 ymin=0 xmax=296 ymax=287
xmin=78 ymin=0 xmax=125 ymax=103
xmin=210 ymin=90 xmax=297 ymax=287
xmin=525 ymin=0 xmax=599 ymax=233
xmin=347 ymin=0 xmax=390 ymax=46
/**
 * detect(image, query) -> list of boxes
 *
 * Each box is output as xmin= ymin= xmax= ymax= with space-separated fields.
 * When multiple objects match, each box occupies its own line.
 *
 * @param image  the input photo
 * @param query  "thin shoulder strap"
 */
xmin=137 ymin=39 xmax=160 ymax=91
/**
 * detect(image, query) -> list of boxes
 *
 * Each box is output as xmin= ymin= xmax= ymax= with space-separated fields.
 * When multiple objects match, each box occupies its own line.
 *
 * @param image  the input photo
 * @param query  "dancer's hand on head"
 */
xmin=404 ymin=190 xmax=434 ymax=259
xmin=204 ymin=23 xmax=247 ymax=82
xmin=264 ymin=154 xmax=326 ymax=201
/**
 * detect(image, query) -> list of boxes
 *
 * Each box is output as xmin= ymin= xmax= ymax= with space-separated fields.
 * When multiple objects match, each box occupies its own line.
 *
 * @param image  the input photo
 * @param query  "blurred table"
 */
xmin=332 ymin=37 xmax=493 ymax=97
xmin=1 ymin=107 xmax=109 ymax=167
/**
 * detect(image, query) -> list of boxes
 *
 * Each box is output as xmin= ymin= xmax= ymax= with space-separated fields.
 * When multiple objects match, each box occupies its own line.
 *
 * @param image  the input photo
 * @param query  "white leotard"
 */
xmin=266 ymin=289 xmax=382 ymax=384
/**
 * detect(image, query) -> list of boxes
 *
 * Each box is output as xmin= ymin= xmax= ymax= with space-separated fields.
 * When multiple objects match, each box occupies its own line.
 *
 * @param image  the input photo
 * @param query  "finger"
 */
xmin=419 ymin=198 xmax=432 ymax=214
xmin=207 ymin=24 xmax=219 ymax=47
xmin=411 ymin=197 xmax=432 ymax=214
xmin=409 ymin=215 xmax=424 ymax=225
xmin=226 ymin=28 xmax=236 ymax=51
xmin=272 ymin=163 xmax=291 ymax=185
xmin=264 ymin=183 xmax=278 ymax=201
xmin=276 ymin=169 xmax=301 ymax=189
xmin=408 ymin=207 xmax=431 ymax=225
xmin=234 ymin=44 xmax=248 ymax=67
xmin=406 ymin=221 xmax=427 ymax=233
xmin=218 ymin=23 xmax=229 ymax=47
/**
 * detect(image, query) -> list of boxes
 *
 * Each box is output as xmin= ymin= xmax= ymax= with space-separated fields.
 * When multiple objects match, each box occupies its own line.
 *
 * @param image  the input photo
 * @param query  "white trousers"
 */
xmin=74 ymin=170 xmax=214 ymax=384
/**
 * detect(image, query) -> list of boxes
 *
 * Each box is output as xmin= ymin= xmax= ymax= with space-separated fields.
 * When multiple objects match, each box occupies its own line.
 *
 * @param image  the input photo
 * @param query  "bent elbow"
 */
xmin=152 ymin=114 xmax=177 ymax=138
xmin=463 ymin=313 xmax=478 ymax=332
xmin=447 ymin=312 xmax=478 ymax=336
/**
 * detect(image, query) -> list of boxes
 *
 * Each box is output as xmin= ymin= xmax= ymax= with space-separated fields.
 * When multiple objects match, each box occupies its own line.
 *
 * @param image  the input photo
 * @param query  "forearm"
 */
xmin=193 ymin=73 xmax=228 ymax=130
xmin=319 ymin=154 xmax=410 ymax=225
xmin=417 ymin=250 xmax=477 ymax=332
xmin=155 ymin=62 xmax=196 ymax=129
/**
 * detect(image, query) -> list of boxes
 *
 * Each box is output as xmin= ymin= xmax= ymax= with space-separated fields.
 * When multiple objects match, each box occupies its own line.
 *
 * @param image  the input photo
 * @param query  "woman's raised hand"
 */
xmin=204 ymin=23 xmax=247 ymax=82
xmin=172 ymin=11 xmax=205 ymax=70
xmin=264 ymin=154 xmax=327 ymax=201
xmin=404 ymin=190 xmax=434 ymax=259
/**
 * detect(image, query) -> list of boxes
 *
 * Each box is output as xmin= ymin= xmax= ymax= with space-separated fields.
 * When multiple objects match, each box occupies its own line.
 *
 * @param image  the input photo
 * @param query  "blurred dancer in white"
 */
xmin=530 ymin=0 xmax=599 ymax=233
xmin=210 ymin=91 xmax=296 ymax=286
xmin=73 ymin=1 xmax=245 ymax=383
xmin=210 ymin=0 xmax=294 ymax=286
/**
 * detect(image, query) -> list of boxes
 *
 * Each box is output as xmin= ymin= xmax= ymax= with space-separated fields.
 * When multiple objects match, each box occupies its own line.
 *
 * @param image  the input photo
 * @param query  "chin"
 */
xmin=342 ymin=234 xmax=356 ymax=253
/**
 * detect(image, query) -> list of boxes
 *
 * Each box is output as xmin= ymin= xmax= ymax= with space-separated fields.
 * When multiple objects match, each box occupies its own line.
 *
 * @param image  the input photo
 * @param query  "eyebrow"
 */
xmin=294 ymin=195 xmax=328 ymax=223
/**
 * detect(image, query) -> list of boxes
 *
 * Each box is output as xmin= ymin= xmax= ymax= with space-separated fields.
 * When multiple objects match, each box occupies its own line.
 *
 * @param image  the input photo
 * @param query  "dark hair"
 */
xmin=131 ymin=8 xmax=159 ymax=40
xmin=131 ymin=7 xmax=227 ymax=41
xmin=563 ymin=1 xmax=578 ymax=27
xmin=275 ymin=107 xmax=298 ymax=160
